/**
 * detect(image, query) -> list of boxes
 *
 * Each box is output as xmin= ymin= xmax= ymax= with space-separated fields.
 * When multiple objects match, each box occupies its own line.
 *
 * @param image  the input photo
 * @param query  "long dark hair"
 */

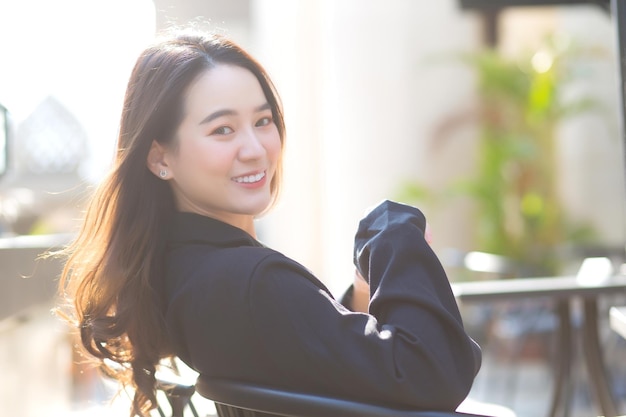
xmin=58 ymin=30 xmax=285 ymax=416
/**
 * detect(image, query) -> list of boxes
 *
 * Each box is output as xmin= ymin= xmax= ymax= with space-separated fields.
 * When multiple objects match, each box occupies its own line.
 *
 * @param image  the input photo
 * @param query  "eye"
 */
xmin=255 ymin=116 xmax=273 ymax=127
xmin=211 ymin=126 xmax=234 ymax=135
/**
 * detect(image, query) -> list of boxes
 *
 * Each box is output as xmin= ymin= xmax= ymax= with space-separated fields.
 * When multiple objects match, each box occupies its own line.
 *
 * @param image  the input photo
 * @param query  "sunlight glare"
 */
xmin=0 ymin=0 xmax=156 ymax=181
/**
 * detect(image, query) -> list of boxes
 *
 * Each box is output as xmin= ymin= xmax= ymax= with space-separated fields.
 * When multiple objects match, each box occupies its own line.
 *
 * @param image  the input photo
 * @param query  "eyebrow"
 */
xmin=198 ymin=103 xmax=272 ymax=125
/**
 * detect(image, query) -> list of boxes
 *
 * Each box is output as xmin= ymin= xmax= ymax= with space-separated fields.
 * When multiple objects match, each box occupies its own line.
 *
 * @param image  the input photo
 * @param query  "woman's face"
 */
xmin=162 ymin=64 xmax=282 ymax=230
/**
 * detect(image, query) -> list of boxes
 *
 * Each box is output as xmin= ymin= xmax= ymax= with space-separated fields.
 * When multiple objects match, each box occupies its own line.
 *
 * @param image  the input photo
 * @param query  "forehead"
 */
xmin=183 ymin=64 xmax=267 ymax=116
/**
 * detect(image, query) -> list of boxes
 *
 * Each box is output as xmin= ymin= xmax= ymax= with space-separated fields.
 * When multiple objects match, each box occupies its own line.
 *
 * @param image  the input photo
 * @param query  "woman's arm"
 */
xmin=349 ymin=220 xmax=433 ymax=314
xmin=243 ymin=201 xmax=481 ymax=411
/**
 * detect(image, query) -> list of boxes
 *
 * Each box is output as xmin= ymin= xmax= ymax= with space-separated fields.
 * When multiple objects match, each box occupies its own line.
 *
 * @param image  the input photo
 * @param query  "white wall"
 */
xmin=557 ymin=6 xmax=626 ymax=248
xmin=252 ymin=0 xmax=482 ymax=293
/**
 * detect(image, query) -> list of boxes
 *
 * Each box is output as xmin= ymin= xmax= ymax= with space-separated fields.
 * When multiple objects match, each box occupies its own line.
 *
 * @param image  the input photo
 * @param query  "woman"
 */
xmin=59 ymin=30 xmax=481 ymax=417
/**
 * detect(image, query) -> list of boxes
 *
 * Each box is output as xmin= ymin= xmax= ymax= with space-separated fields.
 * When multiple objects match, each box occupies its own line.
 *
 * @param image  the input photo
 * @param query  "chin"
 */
xmin=239 ymin=198 xmax=273 ymax=217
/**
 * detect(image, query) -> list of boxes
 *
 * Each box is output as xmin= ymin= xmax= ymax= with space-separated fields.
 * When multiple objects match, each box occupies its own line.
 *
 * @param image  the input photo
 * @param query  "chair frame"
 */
xmin=155 ymin=374 xmax=492 ymax=417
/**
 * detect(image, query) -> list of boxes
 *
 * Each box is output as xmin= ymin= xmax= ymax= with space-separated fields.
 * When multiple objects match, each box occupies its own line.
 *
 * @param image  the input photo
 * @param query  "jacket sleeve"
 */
xmin=246 ymin=201 xmax=481 ymax=411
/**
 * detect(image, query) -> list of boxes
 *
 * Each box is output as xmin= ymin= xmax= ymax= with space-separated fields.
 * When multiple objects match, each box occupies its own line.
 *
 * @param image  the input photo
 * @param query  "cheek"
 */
xmin=176 ymin=141 xmax=234 ymax=177
xmin=265 ymin=130 xmax=283 ymax=163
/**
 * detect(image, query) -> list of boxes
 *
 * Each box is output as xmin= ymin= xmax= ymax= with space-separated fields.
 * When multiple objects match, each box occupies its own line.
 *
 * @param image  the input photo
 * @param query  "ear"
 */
xmin=147 ymin=140 xmax=171 ymax=179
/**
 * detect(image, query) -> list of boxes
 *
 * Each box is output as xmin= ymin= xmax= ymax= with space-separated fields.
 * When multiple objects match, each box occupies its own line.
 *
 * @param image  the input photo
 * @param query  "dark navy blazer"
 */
xmin=160 ymin=200 xmax=481 ymax=411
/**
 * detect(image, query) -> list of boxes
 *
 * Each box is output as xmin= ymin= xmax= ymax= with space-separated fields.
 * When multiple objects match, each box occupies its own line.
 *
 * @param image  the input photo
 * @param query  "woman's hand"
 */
xmin=425 ymin=222 xmax=433 ymax=245
xmin=350 ymin=269 xmax=370 ymax=313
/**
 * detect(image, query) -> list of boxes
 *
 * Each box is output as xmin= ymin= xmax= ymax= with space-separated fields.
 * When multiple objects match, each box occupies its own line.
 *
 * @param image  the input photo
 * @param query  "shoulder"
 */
xmin=166 ymin=243 xmax=324 ymax=290
xmin=167 ymin=243 xmax=279 ymax=282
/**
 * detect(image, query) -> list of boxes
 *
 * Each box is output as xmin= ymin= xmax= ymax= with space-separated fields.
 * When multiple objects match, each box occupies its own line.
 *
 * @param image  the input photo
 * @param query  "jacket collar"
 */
xmin=168 ymin=211 xmax=263 ymax=248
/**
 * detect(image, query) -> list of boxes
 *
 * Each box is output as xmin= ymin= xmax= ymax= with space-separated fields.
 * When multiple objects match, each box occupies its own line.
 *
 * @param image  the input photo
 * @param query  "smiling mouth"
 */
xmin=232 ymin=171 xmax=266 ymax=184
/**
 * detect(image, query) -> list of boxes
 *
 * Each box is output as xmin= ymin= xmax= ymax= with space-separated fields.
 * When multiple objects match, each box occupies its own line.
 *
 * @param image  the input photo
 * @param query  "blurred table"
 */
xmin=452 ymin=274 xmax=626 ymax=417
xmin=0 ymin=233 xmax=71 ymax=321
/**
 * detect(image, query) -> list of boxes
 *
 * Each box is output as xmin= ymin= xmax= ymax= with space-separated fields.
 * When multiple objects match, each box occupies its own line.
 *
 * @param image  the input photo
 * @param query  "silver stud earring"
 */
xmin=159 ymin=169 xmax=167 ymax=178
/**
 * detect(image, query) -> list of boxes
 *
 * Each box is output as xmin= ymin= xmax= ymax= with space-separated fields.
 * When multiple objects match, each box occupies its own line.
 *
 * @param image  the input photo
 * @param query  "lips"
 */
xmin=232 ymin=171 xmax=266 ymax=184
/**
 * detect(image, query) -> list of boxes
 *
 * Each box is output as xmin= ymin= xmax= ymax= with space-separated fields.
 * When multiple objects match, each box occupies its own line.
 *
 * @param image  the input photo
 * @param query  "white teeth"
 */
xmin=234 ymin=172 xmax=265 ymax=183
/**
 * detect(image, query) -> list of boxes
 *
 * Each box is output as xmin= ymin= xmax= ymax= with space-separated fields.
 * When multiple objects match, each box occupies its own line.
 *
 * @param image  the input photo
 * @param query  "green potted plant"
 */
xmin=401 ymin=36 xmax=605 ymax=277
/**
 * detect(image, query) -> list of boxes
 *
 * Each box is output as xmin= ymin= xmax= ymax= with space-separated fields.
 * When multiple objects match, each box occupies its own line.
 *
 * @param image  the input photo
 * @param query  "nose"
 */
xmin=238 ymin=128 xmax=266 ymax=161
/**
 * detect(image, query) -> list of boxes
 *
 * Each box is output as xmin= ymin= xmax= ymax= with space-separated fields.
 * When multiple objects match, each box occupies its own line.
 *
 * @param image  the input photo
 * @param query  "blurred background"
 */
xmin=0 ymin=0 xmax=625 ymax=416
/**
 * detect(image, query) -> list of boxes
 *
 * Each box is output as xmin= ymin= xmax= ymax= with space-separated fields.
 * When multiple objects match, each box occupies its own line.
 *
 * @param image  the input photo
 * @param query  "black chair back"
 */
xmin=195 ymin=375 xmax=492 ymax=417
